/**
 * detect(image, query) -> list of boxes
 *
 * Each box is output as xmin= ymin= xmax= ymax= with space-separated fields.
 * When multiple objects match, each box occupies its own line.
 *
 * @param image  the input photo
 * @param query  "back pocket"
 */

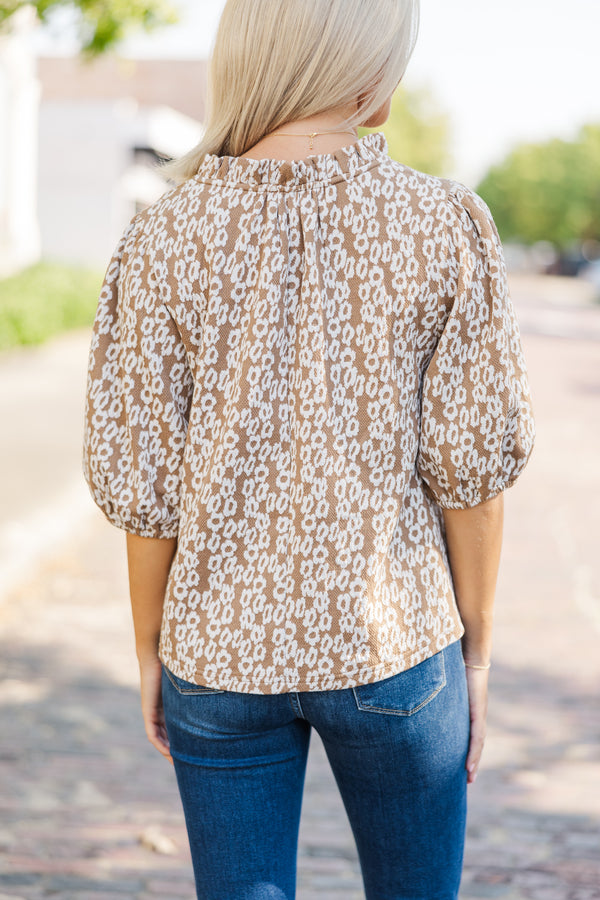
xmin=352 ymin=650 xmax=446 ymax=716
xmin=163 ymin=667 xmax=224 ymax=696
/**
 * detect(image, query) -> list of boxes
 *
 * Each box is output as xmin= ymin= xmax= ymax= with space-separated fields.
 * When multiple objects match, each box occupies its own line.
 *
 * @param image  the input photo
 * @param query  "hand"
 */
xmin=464 ymin=667 xmax=489 ymax=784
xmin=138 ymin=654 xmax=173 ymax=764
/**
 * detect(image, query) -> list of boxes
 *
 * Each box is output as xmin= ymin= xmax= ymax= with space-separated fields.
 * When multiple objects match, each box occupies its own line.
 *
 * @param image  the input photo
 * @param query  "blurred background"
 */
xmin=1 ymin=0 xmax=600 ymax=310
xmin=0 ymin=2 xmax=599 ymax=898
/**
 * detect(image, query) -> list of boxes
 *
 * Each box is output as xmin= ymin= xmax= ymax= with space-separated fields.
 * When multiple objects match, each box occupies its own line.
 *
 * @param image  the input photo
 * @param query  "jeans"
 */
xmin=162 ymin=639 xmax=469 ymax=900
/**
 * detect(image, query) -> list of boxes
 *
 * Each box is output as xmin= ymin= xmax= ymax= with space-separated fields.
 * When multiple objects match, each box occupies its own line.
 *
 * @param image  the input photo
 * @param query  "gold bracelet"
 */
xmin=464 ymin=662 xmax=491 ymax=670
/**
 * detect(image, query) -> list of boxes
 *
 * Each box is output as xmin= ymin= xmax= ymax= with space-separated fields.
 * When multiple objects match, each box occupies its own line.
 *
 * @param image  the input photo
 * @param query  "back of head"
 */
xmin=167 ymin=0 xmax=420 ymax=182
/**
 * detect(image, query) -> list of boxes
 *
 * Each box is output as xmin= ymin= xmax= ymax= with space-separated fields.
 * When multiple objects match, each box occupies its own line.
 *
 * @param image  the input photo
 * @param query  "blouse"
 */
xmin=83 ymin=131 xmax=535 ymax=694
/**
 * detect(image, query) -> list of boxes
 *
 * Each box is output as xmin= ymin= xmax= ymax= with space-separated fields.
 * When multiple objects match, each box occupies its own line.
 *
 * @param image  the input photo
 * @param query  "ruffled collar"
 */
xmin=195 ymin=131 xmax=389 ymax=189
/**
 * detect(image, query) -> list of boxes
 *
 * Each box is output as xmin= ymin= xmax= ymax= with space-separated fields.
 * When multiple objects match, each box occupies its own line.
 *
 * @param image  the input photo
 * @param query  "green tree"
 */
xmin=360 ymin=85 xmax=453 ymax=176
xmin=0 ymin=0 xmax=178 ymax=55
xmin=476 ymin=124 xmax=600 ymax=249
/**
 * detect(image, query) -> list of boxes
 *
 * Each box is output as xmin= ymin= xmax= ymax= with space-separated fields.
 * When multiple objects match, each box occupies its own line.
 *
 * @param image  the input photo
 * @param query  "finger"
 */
xmin=146 ymin=724 xmax=174 ymax=764
xmin=466 ymin=722 xmax=486 ymax=783
xmin=144 ymin=713 xmax=173 ymax=762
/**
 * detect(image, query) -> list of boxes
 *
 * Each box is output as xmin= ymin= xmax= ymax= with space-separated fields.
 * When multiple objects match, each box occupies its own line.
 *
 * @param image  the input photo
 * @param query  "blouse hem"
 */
xmin=159 ymin=626 xmax=465 ymax=695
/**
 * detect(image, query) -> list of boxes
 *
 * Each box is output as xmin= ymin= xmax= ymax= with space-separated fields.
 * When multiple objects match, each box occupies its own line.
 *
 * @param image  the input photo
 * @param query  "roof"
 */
xmin=37 ymin=55 xmax=208 ymax=122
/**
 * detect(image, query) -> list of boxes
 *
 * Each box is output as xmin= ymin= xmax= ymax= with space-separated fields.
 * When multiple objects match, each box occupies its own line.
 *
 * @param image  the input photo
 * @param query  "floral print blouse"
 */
xmin=83 ymin=131 xmax=535 ymax=693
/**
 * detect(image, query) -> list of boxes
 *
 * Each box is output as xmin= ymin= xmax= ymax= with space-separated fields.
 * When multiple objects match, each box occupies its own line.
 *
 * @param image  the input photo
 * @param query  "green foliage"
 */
xmin=476 ymin=124 xmax=600 ymax=249
xmin=0 ymin=0 xmax=178 ymax=55
xmin=0 ymin=262 xmax=102 ymax=352
xmin=360 ymin=85 xmax=453 ymax=177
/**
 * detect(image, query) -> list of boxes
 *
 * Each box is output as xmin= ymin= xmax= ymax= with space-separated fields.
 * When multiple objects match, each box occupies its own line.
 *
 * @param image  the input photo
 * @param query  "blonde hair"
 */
xmin=165 ymin=0 xmax=419 ymax=182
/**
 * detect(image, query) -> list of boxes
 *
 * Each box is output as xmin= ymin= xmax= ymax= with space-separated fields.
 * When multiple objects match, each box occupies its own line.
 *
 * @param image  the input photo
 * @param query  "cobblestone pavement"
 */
xmin=0 ymin=278 xmax=599 ymax=899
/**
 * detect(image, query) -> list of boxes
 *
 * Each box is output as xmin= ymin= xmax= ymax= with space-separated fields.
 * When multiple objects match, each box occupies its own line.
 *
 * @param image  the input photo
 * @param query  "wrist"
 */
xmin=461 ymin=635 xmax=492 ymax=669
xmin=136 ymin=639 xmax=161 ymax=665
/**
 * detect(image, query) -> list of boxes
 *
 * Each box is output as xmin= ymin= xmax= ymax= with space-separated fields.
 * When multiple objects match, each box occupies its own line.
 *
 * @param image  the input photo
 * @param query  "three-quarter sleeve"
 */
xmin=83 ymin=217 xmax=194 ymax=537
xmin=416 ymin=186 xmax=535 ymax=509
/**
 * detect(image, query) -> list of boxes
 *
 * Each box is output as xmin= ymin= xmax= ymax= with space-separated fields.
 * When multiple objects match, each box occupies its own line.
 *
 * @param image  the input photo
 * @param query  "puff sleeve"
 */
xmin=83 ymin=217 xmax=194 ymax=537
xmin=416 ymin=186 xmax=535 ymax=508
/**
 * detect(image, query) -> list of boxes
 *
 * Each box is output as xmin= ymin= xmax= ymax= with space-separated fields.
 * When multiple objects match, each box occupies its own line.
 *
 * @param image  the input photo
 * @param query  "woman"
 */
xmin=83 ymin=1 xmax=535 ymax=897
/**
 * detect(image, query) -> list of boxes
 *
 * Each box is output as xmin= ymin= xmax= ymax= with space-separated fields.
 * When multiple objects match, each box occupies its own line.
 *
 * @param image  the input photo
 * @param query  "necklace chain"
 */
xmin=269 ymin=128 xmax=358 ymax=152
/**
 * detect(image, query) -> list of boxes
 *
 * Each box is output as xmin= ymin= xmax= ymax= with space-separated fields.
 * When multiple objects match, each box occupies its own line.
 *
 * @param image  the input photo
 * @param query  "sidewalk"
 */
xmin=509 ymin=273 xmax=600 ymax=342
xmin=1 ymin=281 xmax=599 ymax=899
xmin=0 ymin=333 xmax=94 ymax=599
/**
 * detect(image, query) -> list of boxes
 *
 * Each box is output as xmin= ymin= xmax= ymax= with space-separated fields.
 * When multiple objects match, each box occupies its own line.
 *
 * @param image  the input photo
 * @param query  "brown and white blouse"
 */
xmin=83 ymin=131 xmax=535 ymax=694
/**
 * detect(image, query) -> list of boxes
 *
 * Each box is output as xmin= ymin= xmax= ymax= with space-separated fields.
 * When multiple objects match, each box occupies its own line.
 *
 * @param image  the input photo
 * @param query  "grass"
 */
xmin=0 ymin=262 xmax=103 ymax=352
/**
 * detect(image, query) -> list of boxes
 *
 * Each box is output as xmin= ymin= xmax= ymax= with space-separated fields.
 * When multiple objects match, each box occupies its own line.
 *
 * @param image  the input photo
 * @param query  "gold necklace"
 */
xmin=269 ymin=129 xmax=358 ymax=152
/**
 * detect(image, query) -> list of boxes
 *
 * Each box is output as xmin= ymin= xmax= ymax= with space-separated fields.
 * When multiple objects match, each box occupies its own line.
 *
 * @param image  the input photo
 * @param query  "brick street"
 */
xmin=0 ymin=276 xmax=599 ymax=899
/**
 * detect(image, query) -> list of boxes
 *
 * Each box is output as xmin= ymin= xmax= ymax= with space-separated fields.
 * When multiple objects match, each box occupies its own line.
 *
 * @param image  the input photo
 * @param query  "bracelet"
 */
xmin=464 ymin=661 xmax=491 ymax=670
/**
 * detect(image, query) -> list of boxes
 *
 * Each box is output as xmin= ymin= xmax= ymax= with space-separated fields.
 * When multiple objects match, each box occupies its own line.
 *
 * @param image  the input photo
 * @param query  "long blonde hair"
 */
xmin=166 ymin=0 xmax=419 ymax=182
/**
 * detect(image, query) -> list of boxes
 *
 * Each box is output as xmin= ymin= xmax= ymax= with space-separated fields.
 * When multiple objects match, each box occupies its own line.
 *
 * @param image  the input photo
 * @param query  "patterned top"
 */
xmin=83 ymin=131 xmax=535 ymax=694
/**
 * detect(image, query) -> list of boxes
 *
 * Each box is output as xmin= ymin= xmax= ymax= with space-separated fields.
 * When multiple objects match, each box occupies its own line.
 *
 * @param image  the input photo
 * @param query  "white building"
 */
xmin=38 ymin=98 xmax=203 ymax=266
xmin=0 ymin=9 xmax=40 ymax=276
xmin=36 ymin=56 xmax=207 ymax=267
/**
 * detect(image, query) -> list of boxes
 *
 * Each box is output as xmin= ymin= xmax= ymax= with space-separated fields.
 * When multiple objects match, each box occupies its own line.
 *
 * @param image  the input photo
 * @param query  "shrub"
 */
xmin=0 ymin=262 xmax=103 ymax=352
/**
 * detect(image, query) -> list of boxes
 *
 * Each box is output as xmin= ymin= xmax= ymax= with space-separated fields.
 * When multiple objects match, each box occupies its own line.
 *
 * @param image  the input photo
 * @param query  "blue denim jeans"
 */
xmin=162 ymin=639 xmax=469 ymax=900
